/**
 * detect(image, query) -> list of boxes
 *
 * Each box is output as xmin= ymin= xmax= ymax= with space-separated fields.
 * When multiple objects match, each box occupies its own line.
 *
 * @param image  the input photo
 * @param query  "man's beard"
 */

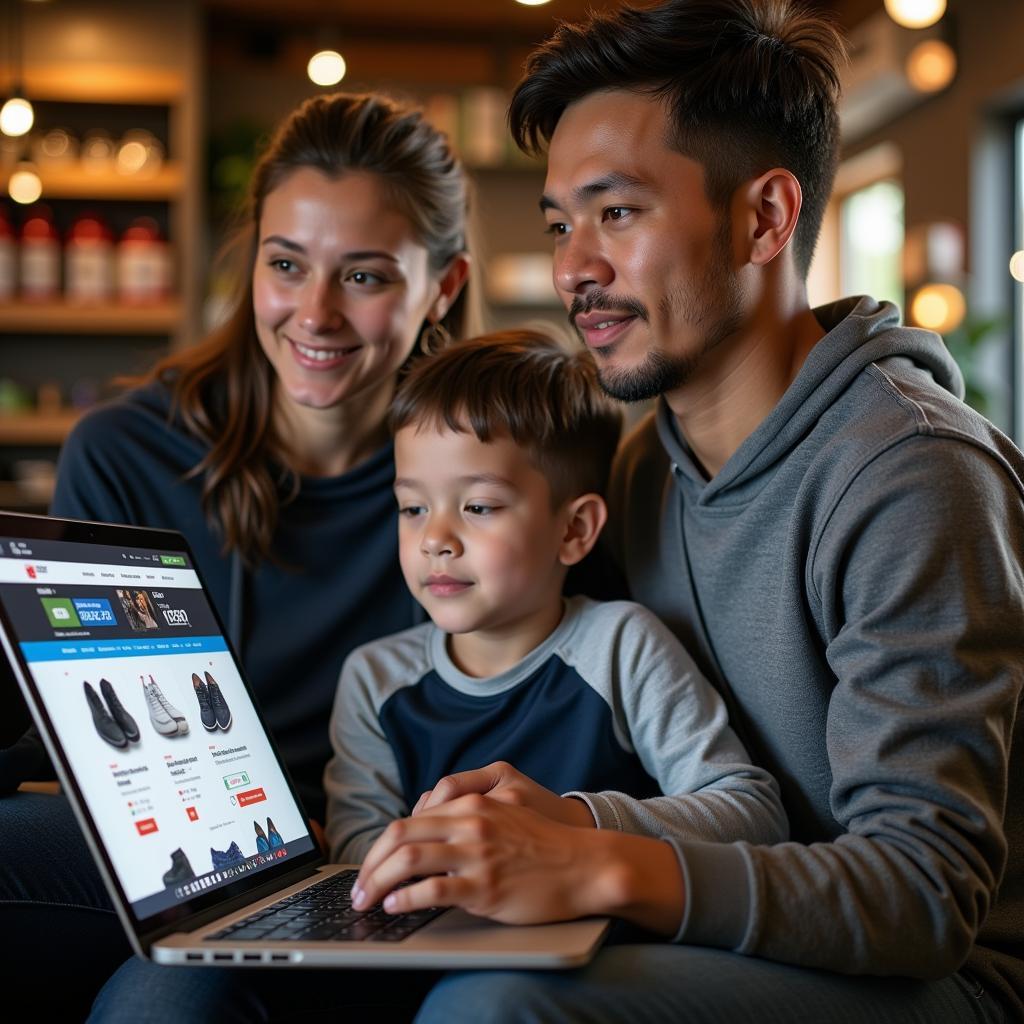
xmin=575 ymin=219 xmax=744 ymax=404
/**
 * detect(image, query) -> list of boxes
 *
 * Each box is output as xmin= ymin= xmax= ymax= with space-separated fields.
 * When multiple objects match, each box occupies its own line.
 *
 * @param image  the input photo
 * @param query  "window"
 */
xmin=839 ymin=180 xmax=905 ymax=311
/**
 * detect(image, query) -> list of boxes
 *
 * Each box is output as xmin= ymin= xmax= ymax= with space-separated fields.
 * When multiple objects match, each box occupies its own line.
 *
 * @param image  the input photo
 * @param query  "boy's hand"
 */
xmin=350 ymin=794 xmax=686 ymax=935
xmin=353 ymin=795 xmax=600 ymax=924
xmin=412 ymin=760 xmax=596 ymax=828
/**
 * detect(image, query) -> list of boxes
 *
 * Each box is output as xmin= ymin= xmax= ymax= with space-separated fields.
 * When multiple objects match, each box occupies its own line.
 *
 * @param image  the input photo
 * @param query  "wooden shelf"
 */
xmin=0 ymin=411 xmax=81 ymax=446
xmin=24 ymin=65 xmax=184 ymax=104
xmin=33 ymin=164 xmax=184 ymax=201
xmin=0 ymin=300 xmax=181 ymax=334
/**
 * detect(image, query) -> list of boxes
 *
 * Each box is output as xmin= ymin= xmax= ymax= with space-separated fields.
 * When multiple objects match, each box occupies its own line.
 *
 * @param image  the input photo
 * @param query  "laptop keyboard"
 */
xmin=206 ymin=870 xmax=446 ymax=944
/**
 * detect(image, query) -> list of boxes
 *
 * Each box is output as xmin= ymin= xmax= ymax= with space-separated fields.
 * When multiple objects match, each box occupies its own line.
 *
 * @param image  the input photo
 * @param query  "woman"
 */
xmin=2 ymin=91 xmax=473 ymax=1018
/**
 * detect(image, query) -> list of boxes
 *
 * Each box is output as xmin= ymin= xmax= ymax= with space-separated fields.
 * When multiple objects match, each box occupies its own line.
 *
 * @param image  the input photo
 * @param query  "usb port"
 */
xmin=213 ymin=953 xmax=234 ymax=962
xmin=270 ymin=953 xmax=289 ymax=962
xmin=186 ymin=953 xmax=203 ymax=962
xmin=242 ymin=953 xmax=261 ymax=962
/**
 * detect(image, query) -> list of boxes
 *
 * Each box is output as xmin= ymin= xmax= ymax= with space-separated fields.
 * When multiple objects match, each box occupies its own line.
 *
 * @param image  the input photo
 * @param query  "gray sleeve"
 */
xmin=564 ymin=602 xmax=788 ymax=847
xmin=675 ymin=438 xmax=1023 ymax=975
xmin=323 ymin=647 xmax=410 ymax=865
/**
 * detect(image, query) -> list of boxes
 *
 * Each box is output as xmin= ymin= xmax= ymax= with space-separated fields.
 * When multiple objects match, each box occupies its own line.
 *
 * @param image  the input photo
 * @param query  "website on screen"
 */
xmin=0 ymin=535 xmax=315 ymax=920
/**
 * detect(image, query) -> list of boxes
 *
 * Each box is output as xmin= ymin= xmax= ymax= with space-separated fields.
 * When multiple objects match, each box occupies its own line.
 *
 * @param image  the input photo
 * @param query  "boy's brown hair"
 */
xmin=390 ymin=330 xmax=622 ymax=505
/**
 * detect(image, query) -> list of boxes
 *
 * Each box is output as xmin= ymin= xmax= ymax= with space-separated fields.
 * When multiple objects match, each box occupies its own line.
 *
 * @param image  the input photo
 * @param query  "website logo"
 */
xmin=40 ymin=597 xmax=81 ymax=628
xmin=162 ymin=608 xmax=191 ymax=627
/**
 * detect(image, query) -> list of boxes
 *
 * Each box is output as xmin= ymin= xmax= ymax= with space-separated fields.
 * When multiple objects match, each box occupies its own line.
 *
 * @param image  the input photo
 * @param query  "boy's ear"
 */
xmin=558 ymin=493 xmax=608 ymax=567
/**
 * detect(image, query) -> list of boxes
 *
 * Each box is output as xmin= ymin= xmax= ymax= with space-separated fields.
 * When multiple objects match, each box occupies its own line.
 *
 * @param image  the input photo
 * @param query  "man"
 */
xmin=355 ymin=1 xmax=1024 ymax=1019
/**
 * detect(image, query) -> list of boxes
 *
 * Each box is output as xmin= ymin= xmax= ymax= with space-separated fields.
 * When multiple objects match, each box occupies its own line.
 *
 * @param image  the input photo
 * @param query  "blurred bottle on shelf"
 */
xmin=20 ymin=205 xmax=61 ymax=302
xmin=33 ymin=128 xmax=79 ymax=168
xmin=0 ymin=205 xmax=16 ymax=302
xmin=117 ymin=217 xmax=171 ymax=304
xmin=66 ymin=211 xmax=115 ymax=304
xmin=80 ymin=130 xmax=117 ymax=174
xmin=116 ymin=129 xmax=164 ymax=177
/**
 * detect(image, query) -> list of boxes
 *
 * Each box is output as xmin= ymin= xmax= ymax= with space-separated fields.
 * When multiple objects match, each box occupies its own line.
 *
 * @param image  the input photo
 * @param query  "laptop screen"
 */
xmin=0 ymin=520 xmax=319 ymax=928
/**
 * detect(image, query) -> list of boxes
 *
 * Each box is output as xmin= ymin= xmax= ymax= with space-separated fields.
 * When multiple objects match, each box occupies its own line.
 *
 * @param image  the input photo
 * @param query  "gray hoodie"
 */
xmin=605 ymin=296 xmax=1024 ymax=1013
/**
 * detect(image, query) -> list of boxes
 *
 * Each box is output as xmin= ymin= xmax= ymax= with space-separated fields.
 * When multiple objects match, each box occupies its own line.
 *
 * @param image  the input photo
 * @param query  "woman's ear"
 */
xmin=429 ymin=252 xmax=471 ymax=323
xmin=558 ymin=493 xmax=608 ymax=567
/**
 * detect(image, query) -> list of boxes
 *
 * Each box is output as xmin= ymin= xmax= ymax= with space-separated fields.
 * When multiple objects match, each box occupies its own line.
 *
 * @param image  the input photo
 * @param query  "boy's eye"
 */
xmin=465 ymin=504 xmax=496 ymax=516
xmin=398 ymin=505 xmax=425 ymax=518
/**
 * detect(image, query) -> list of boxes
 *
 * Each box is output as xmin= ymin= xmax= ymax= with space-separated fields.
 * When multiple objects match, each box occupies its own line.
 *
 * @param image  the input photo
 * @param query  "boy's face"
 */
xmin=394 ymin=425 xmax=570 ymax=640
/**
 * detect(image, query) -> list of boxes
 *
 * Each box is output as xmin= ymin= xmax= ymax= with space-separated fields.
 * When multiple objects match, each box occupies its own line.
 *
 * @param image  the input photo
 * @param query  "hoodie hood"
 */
xmin=655 ymin=296 xmax=965 ymax=502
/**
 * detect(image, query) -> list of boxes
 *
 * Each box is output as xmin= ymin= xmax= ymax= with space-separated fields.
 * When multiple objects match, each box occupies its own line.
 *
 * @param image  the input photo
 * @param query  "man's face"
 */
xmin=542 ymin=89 xmax=744 ymax=402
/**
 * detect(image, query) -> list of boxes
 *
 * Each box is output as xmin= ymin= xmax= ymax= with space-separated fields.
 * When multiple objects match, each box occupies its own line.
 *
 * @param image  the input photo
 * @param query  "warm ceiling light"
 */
xmin=911 ymin=283 xmax=965 ymax=333
xmin=9 ymin=162 xmax=42 ymax=204
xmin=1011 ymin=251 xmax=1024 ymax=283
xmin=884 ymin=0 xmax=946 ymax=29
xmin=307 ymin=50 xmax=346 ymax=87
xmin=516 ymin=1 xmax=553 ymax=5
xmin=906 ymin=39 xmax=956 ymax=92
xmin=0 ymin=96 xmax=34 ymax=137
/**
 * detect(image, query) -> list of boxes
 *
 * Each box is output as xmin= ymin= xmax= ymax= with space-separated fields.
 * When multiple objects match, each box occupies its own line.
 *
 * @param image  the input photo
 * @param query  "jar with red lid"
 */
xmin=20 ymin=205 xmax=61 ymax=302
xmin=66 ymin=210 xmax=115 ymax=304
xmin=116 ymin=216 xmax=171 ymax=304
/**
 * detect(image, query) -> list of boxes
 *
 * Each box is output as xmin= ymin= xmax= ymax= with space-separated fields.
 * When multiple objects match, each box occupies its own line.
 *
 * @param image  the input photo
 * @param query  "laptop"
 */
xmin=0 ymin=511 xmax=608 ymax=969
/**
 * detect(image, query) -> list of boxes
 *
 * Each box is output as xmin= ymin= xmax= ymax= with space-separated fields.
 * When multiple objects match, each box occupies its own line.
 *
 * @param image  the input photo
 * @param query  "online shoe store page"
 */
xmin=0 ymin=536 xmax=314 ymax=920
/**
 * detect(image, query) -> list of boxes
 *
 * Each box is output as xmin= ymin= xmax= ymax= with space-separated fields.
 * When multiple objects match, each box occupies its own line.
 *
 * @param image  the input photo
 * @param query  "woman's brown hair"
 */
xmin=140 ymin=92 xmax=476 ymax=563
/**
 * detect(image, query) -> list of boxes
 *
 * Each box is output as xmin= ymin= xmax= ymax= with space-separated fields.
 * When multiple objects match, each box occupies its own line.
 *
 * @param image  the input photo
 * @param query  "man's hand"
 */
xmin=351 ymin=793 xmax=686 ymax=936
xmin=412 ymin=760 xmax=596 ymax=828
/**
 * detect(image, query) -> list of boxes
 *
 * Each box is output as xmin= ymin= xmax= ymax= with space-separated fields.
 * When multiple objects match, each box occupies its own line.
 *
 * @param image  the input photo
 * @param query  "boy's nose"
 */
xmin=421 ymin=523 xmax=461 ymax=558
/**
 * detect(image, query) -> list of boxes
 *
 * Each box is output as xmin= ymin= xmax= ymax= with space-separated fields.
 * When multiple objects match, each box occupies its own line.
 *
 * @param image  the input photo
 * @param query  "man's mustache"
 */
xmin=568 ymin=291 xmax=650 ymax=327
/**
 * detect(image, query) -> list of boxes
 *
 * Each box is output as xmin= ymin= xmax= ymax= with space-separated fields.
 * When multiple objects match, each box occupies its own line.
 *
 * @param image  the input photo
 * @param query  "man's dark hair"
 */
xmin=390 ymin=330 xmax=622 ymax=505
xmin=509 ymin=0 xmax=845 ymax=277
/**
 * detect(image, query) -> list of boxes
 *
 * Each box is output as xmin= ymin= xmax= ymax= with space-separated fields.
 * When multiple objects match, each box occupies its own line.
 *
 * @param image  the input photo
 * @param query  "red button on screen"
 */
xmin=135 ymin=818 xmax=158 ymax=835
xmin=237 ymin=787 xmax=267 ymax=807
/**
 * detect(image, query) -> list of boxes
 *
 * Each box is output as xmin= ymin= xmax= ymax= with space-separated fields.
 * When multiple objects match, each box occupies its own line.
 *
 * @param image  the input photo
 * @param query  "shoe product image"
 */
xmin=210 ymin=841 xmax=245 ymax=872
xmin=100 ymin=678 xmax=139 ymax=743
xmin=192 ymin=673 xmax=217 ymax=731
xmin=143 ymin=676 xmax=179 ymax=736
xmin=84 ymin=681 xmax=127 ymax=749
xmin=254 ymin=820 xmax=271 ymax=855
xmin=204 ymin=671 xmax=232 ymax=731
xmin=267 ymin=817 xmax=284 ymax=849
xmin=162 ymin=847 xmax=195 ymax=887
xmin=148 ymin=674 xmax=189 ymax=736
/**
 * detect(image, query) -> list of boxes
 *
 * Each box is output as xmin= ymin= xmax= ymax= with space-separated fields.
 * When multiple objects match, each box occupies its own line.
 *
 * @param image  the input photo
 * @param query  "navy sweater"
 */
xmin=51 ymin=383 xmax=419 ymax=820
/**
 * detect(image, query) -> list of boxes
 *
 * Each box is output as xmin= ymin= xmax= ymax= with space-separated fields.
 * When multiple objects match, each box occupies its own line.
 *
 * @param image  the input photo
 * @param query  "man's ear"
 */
xmin=738 ymin=168 xmax=802 ymax=267
xmin=428 ymin=252 xmax=471 ymax=323
xmin=558 ymin=493 xmax=608 ymax=567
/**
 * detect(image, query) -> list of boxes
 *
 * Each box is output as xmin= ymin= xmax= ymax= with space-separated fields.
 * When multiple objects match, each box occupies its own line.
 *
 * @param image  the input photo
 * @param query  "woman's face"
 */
xmin=252 ymin=168 xmax=451 ymax=413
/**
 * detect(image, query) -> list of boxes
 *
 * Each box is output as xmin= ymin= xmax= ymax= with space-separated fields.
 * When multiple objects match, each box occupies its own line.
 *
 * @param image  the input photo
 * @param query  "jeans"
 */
xmin=415 ymin=945 xmax=1008 ymax=1024
xmin=0 ymin=792 xmax=132 ymax=1016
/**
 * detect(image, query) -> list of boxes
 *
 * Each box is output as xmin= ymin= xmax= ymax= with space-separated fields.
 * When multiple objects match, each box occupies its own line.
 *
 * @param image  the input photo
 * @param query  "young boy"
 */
xmin=324 ymin=330 xmax=786 ymax=865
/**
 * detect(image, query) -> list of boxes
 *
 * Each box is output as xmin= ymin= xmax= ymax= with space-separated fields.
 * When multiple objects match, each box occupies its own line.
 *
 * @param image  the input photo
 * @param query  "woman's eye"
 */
xmin=270 ymin=258 xmax=297 ymax=273
xmin=348 ymin=269 xmax=386 ymax=286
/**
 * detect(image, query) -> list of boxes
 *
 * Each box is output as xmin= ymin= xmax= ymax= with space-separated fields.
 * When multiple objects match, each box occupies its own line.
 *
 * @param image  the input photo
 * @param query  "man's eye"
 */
xmin=603 ymin=207 xmax=631 ymax=222
xmin=544 ymin=222 xmax=568 ymax=236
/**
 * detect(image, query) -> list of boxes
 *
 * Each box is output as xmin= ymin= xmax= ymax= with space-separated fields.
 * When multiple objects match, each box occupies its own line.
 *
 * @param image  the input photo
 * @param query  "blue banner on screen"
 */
xmin=20 ymin=635 xmax=229 ymax=663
